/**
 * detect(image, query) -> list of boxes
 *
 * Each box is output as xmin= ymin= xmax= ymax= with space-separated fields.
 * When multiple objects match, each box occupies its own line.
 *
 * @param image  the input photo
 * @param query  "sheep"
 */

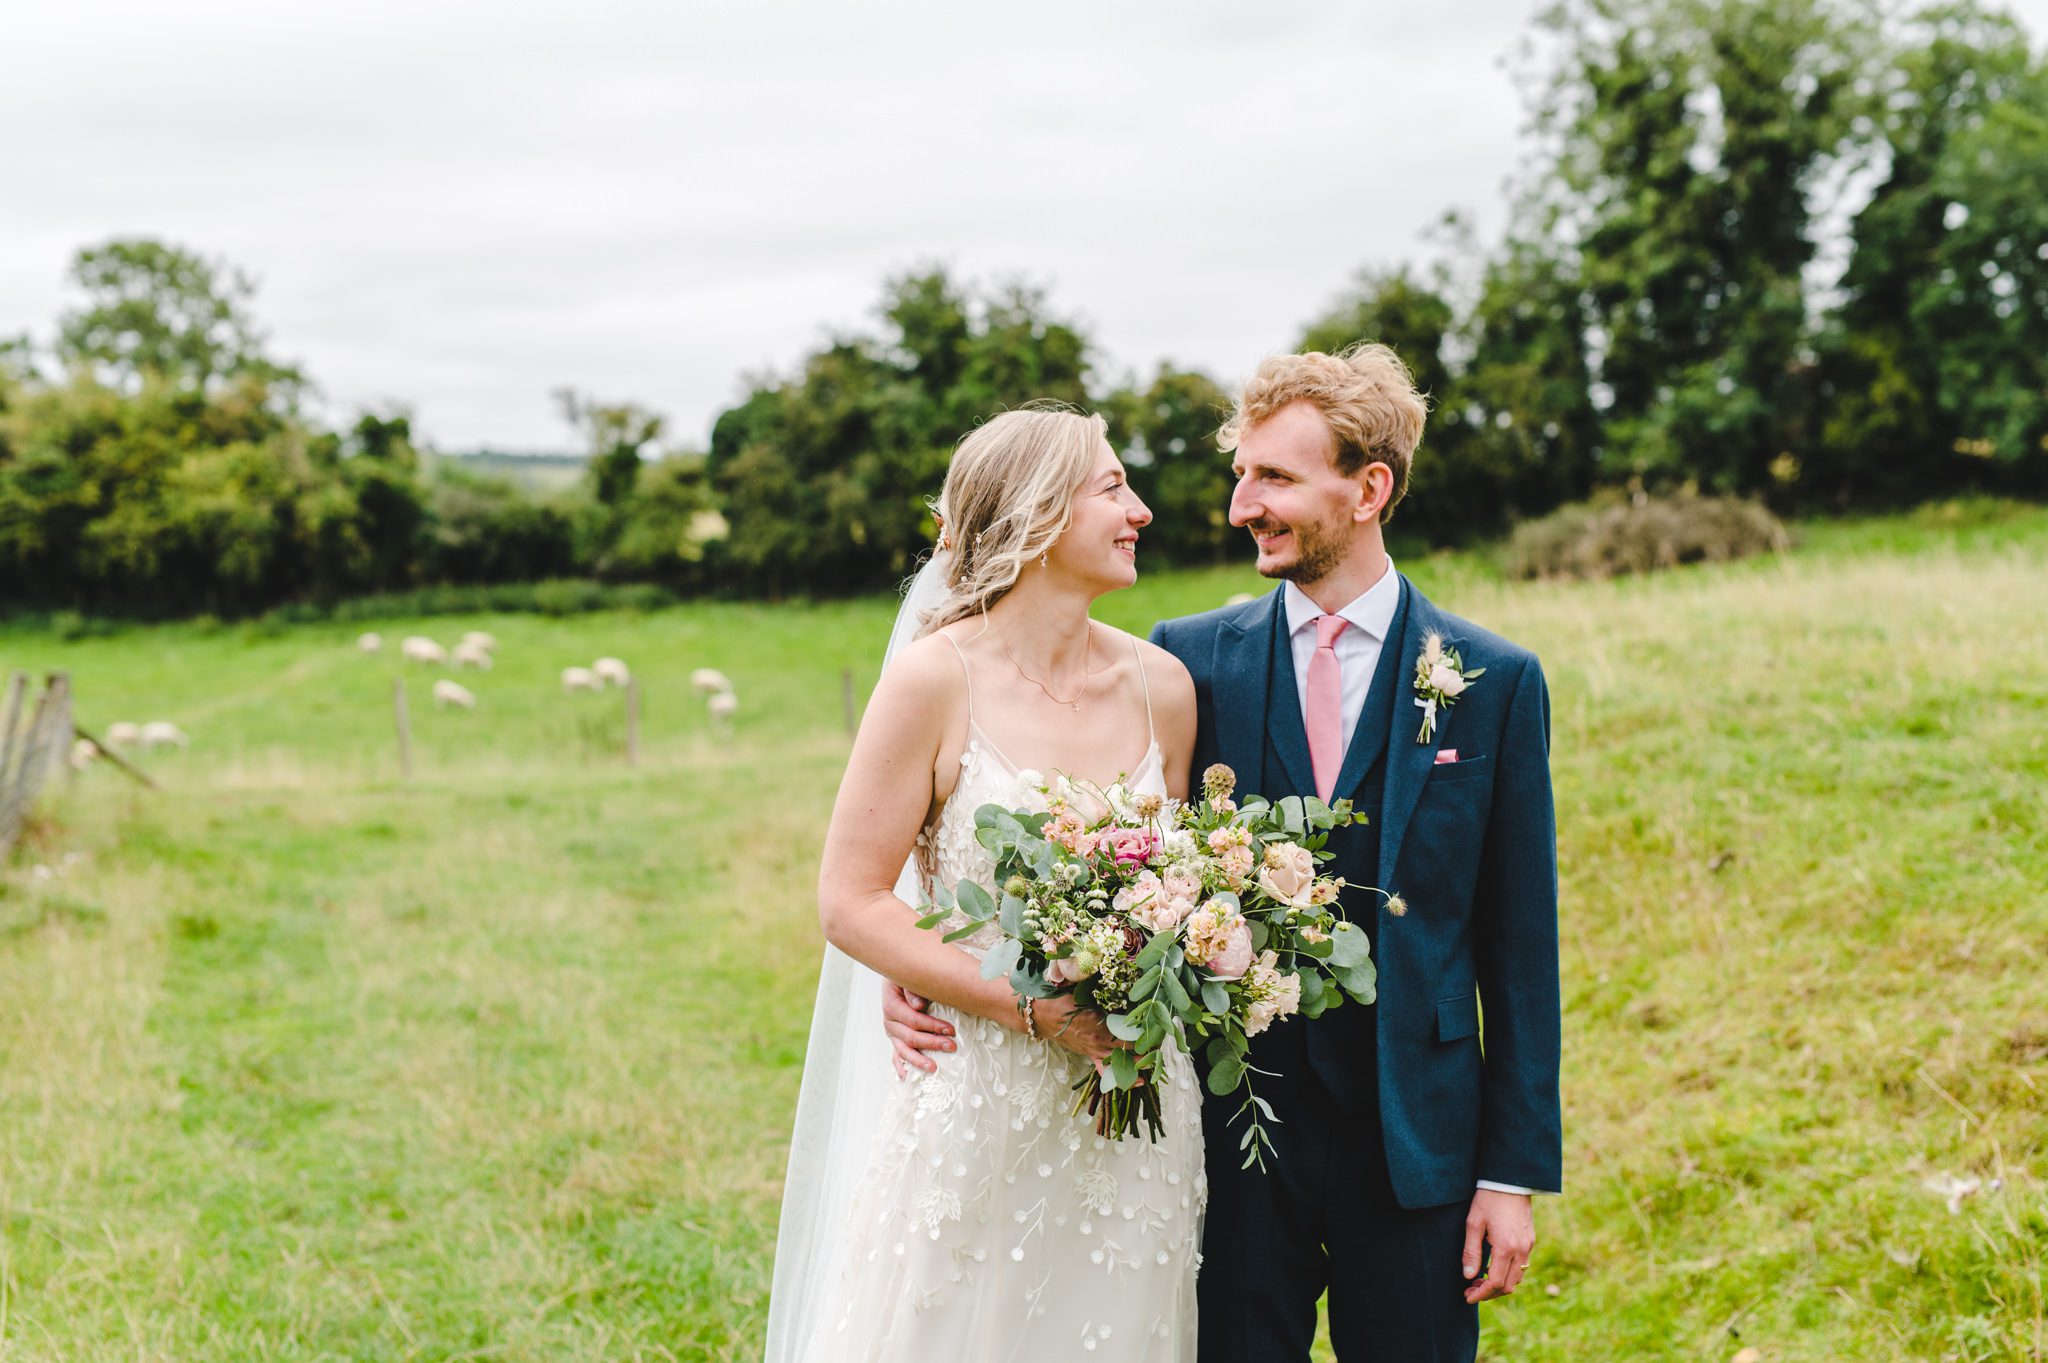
xmin=70 ymin=737 xmax=102 ymax=770
xmin=592 ymin=656 xmax=631 ymax=688
xmin=105 ymin=721 xmax=142 ymax=747
xmin=401 ymin=636 xmax=448 ymax=665
xmin=691 ymin=667 xmax=733 ymax=695
xmin=1224 ymin=592 xmax=1258 ymax=607
xmin=139 ymin=721 xmax=188 ymax=751
xmin=561 ymin=666 xmax=601 ymax=693
xmin=358 ymin=631 xmax=384 ymax=653
xmin=451 ymin=642 xmax=494 ymax=670
xmin=459 ymin=630 xmax=498 ymax=653
xmin=432 ymin=679 xmax=477 ymax=709
xmin=707 ymin=690 xmax=739 ymax=723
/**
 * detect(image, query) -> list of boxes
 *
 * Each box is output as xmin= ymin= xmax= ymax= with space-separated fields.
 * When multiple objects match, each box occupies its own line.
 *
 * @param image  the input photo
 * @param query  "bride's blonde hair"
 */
xmin=921 ymin=403 xmax=1109 ymax=634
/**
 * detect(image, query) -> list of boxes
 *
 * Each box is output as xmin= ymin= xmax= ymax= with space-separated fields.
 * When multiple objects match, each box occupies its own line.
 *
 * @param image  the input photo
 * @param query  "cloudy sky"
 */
xmin=6 ymin=2 xmax=2041 ymax=453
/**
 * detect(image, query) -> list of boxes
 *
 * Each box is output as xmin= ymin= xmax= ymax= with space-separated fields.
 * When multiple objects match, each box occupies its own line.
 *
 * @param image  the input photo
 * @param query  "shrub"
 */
xmin=1504 ymin=491 xmax=1790 ymax=580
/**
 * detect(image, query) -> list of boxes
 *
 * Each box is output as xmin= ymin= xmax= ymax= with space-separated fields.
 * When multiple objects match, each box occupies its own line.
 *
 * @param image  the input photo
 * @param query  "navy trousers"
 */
xmin=1195 ymin=1081 xmax=1479 ymax=1363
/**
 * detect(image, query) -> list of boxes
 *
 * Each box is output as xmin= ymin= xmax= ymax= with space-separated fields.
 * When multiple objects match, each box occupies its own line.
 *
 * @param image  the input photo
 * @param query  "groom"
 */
xmin=1151 ymin=343 xmax=1561 ymax=1361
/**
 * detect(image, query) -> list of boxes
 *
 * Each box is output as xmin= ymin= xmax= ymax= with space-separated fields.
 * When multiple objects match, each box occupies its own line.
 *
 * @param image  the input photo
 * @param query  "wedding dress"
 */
xmin=796 ymin=633 xmax=1205 ymax=1362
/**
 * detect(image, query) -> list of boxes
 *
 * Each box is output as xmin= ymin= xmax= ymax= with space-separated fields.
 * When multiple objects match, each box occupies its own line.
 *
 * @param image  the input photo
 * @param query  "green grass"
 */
xmin=2 ymin=503 xmax=2044 ymax=1361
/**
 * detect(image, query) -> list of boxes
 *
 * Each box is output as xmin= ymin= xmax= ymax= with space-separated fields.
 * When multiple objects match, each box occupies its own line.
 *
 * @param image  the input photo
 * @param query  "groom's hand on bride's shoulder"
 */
xmin=881 ymin=982 xmax=955 ymax=1078
xmin=1462 ymin=1189 xmax=1536 ymax=1303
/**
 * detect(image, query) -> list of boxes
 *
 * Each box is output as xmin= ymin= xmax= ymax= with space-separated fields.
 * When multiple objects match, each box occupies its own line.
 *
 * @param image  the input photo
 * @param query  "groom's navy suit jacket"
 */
xmin=1152 ymin=575 xmax=1562 ymax=1209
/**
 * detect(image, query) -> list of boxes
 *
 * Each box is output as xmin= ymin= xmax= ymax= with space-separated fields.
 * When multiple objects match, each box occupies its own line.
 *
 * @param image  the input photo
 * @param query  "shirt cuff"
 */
xmin=1475 ymin=1181 xmax=1551 ymax=1196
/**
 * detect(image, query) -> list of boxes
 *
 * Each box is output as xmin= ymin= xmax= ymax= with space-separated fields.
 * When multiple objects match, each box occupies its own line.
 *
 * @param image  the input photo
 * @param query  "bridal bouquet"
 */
xmin=916 ymin=763 xmax=1379 ymax=1169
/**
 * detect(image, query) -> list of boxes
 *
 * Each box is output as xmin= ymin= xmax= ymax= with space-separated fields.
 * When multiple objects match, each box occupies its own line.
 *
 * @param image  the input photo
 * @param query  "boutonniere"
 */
xmin=1412 ymin=631 xmax=1484 ymax=744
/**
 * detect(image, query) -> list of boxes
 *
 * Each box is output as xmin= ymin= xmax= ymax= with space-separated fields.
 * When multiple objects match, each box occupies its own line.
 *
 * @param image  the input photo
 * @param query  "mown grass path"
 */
xmin=2 ymin=504 xmax=2043 ymax=1361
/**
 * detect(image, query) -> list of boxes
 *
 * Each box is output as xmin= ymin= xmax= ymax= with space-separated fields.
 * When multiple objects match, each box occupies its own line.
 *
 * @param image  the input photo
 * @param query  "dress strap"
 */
xmin=940 ymin=631 xmax=975 ymax=729
xmin=1130 ymin=635 xmax=1156 ymax=751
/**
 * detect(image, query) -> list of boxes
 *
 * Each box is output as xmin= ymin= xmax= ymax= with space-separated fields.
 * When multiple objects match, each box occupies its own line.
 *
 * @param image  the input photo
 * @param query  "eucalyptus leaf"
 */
xmin=1106 ymin=1011 xmax=1145 ymax=1042
xmin=1108 ymin=1048 xmax=1139 ymax=1091
xmin=979 ymin=937 xmax=1022 ymax=981
xmin=1162 ymin=967 xmax=1193 ymax=1013
xmin=1011 ymin=960 xmax=1055 ymax=998
xmin=1328 ymin=920 xmax=1369 ymax=967
xmin=1206 ymin=1054 xmax=1246 ymax=1096
xmin=955 ymin=879 xmax=995 ymax=921
xmin=1333 ymin=958 xmax=1378 ymax=1004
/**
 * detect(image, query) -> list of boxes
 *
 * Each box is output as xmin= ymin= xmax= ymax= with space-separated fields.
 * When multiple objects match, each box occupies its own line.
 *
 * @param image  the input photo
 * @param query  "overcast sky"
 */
xmin=6 ymin=2 xmax=2042 ymax=454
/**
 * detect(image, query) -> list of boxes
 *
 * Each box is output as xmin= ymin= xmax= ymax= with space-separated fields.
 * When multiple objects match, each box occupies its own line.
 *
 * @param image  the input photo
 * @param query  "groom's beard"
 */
xmin=1250 ymin=515 xmax=1348 ymax=585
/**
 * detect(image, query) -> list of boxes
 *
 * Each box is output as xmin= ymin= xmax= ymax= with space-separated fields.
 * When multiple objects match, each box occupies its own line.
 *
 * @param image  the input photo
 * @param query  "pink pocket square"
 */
xmin=1434 ymin=749 xmax=1460 ymax=765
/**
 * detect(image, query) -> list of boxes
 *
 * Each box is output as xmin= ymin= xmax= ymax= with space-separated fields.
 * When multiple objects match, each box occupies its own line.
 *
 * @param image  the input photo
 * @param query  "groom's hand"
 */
xmin=881 ymin=982 xmax=955 ymax=1078
xmin=1462 ymin=1189 xmax=1535 ymax=1302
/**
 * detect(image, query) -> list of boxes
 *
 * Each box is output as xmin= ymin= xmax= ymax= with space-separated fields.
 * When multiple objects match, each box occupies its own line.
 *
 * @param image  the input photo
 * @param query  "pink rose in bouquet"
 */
xmin=1102 ymin=826 xmax=1162 ymax=869
xmin=1186 ymin=898 xmax=1255 ymax=980
xmin=1113 ymin=871 xmax=1182 ymax=933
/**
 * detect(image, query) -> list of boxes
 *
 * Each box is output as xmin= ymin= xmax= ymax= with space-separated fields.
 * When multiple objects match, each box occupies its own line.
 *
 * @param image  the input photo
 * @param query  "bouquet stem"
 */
xmin=1070 ymin=1071 xmax=1166 ymax=1141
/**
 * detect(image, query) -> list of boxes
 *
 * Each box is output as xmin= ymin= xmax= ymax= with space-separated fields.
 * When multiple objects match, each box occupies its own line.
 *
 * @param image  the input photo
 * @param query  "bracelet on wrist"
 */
xmin=1018 ymin=995 xmax=1038 ymax=1041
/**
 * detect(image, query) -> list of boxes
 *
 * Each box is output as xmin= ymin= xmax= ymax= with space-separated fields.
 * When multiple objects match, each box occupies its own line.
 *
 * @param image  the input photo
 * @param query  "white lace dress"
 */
xmin=802 ymin=722 xmax=1206 ymax=1361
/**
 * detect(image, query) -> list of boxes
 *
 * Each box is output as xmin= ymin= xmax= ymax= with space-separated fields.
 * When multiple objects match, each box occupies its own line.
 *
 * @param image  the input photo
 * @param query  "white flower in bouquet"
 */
xmin=1102 ymin=782 xmax=1137 ymax=821
xmin=1256 ymin=843 xmax=1318 ymax=908
xmin=1013 ymin=769 xmax=1051 ymax=814
xmin=1242 ymin=951 xmax=1304 ymax=1037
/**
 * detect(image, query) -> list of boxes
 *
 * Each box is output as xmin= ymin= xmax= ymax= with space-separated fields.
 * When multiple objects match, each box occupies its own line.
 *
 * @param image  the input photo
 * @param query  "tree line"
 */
xmin=3 ymin=0 xmax=2042 ymax=618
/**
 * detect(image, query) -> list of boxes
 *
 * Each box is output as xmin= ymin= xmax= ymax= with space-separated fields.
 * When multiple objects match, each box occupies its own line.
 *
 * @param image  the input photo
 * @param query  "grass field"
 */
xmin=2 ymin=501 xmax=2044 ymax=1361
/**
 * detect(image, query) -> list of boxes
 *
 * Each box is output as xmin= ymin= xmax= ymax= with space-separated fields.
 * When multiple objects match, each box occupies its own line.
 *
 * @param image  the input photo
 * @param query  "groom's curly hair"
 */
xmin=1219 ymin=343 xmax=1429 ymax=523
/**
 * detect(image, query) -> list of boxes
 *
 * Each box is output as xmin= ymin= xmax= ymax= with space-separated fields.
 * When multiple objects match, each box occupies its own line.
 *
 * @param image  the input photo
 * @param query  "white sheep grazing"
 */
xmin=452 ymin=642 xmax=494 ymax=670
xmin=561 ymin=666 xmax=601 ymax=693
xmin=401 ymin=636 xmax=448 ymax=665
xmin=459 ymin=630 xmax=498 ymax=653
xmin=358 ymin=631 xmax=384 ymax=653
xmin=707 ymin=690 xmax=739 ymax=722
xmin=105 ymin=721 xmax=142 ymax=747
xmin=139 ymin=720 xmax=188 ymax=751
xmin=70 ymin=737 xmax=102 ymax=770
xmin=1224 ymin=592 xmax=1258 ymax=607
xmin=691 ymin=667 xmax=733 ymax=695
xmin=592 ymin=656 xmax=631 ymax=688
xmin=432 ymin=679 xmax=477 ymax=709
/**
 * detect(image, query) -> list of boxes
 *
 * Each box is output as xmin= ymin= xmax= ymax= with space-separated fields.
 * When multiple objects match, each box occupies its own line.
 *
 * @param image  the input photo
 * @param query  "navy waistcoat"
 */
xmin=1250 ymin=589 xmax=1408 ymax=1117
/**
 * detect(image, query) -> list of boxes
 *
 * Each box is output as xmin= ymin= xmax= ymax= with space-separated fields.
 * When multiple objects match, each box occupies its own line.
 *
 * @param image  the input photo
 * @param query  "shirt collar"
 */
xmin=1283 ymin=557 xmax=1400 ymax=643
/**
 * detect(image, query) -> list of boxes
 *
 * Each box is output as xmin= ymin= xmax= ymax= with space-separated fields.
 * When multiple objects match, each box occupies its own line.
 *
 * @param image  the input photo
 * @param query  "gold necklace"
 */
xmin=999 ymin=625 xmax=1091 ymax=712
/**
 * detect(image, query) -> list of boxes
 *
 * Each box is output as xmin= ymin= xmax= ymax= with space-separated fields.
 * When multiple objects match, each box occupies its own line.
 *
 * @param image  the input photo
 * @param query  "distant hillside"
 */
xmin=438 ymin=449 xmax=587 ymax=492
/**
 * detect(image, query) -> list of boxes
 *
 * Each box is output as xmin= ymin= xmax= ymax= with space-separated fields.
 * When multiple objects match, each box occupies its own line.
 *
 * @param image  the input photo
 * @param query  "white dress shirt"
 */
xmin=1281 ymin=560 xmax=1545 ymax=1200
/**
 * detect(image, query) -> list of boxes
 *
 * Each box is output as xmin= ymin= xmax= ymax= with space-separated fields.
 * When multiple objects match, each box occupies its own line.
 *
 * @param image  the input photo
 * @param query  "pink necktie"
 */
xmin=1306 ymin=614 xmax=1350 ymax=801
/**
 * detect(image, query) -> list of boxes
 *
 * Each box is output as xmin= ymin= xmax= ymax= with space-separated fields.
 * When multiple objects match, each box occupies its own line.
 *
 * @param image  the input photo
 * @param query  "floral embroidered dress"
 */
xmin=803 ymin=637 xmax=1205 ymax=1362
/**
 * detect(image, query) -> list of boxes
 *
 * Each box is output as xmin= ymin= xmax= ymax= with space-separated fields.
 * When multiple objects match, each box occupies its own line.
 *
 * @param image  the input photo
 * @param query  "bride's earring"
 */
xmin=1040 ymin=551 xmax=1048 ymax=568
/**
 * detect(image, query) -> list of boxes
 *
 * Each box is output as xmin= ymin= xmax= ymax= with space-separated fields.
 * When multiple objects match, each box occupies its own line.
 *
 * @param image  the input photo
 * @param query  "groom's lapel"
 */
xmin=1378 ymin=576 xmax=1451 ymax=883
xmin=1212 ymin=590 xmax=1281 ymax=789
xmin=1262 ymin=597 xmax=1317 ymax=798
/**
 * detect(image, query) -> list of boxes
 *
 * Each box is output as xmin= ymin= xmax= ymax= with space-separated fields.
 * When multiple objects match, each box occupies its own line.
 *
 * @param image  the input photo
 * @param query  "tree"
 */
xmin=1810 ymin=4 xmax=2048 ymax=502
xmin=1102 ymin=365 xmax=1236 ymax=563
xmin=56 ymin=238 xmax=304 ymax=395
xmin=1535 ymin=0 xmax=1871 ymax=491
xmin=707 ymin=269 xmax=1097 ymax=592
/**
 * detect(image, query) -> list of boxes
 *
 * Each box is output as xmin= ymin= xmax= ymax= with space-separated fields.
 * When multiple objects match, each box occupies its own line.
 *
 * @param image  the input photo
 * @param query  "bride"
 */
xmin=765 ymin=405 xmax=1206 ymax=1361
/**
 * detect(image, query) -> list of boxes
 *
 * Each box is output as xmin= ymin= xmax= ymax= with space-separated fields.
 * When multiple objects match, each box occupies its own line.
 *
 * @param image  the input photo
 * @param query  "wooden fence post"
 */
xmin=392 ymin=678 xmax=413 ymax=780
xmin=841 ymin=668 xmax=857 ymax=736
xmin=625 ymin=677 xmax=641 ymax=765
